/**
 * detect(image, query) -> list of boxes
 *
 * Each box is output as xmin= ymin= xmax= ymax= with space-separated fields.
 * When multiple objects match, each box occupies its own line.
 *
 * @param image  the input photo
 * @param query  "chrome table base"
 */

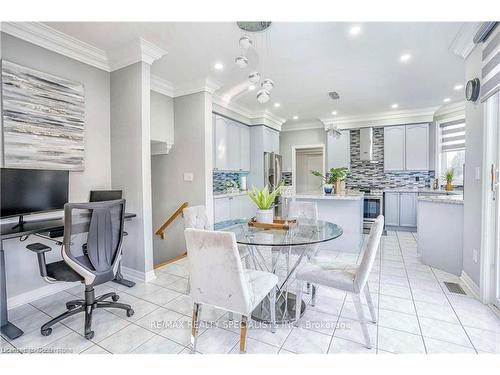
xmin=252 ymin=291 xmax=306 ymax=324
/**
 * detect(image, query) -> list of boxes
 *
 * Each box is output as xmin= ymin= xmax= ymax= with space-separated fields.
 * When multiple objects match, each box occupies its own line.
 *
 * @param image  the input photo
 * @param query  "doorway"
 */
xmin=292 ymin=145 xmax=325 ymax=194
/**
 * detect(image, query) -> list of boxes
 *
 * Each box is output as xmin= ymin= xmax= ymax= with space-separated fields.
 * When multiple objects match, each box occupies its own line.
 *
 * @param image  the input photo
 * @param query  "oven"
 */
xmin=359 ymin=191 xmax=384 ymax=232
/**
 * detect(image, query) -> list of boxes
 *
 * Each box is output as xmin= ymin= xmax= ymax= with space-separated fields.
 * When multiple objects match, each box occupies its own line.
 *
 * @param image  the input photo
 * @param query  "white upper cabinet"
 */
xmin=214 ymin=116 xmax=229 ymax=170
xmin=327 ymin=130 xmax=351 ymax=170
xmin=213 ymin=115 xmax=251 ymax=171
xmin=263 ymin=127 xmax=280 ymax=154
xmin=384 ymin=124 xmax=429 ymax=171
xmin=384 ymin=126 xmax=406 ymax=171
xmin=240 ymin=125 xmax=251 ymax=172
xmin=226 ymin=121 xmax=241 ymax=171
xmin=405 ymin=124 xmax=429 ymax=171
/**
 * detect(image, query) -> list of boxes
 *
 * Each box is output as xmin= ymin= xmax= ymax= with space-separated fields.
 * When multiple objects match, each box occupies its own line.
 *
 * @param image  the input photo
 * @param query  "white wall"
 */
xmin=150 ymin=91 xmax=174 ymax=144
xmin=1 ymin=33 xmax=112 ymax=303
xmin=462 ymin=46 xmax=485 ymax=286
xmin=280 ymin=128 xmax=326 ymax=172
xmin=110 ymin=62 xmax=154 ymax=280
xmin=151 ymin=91 xmax=213 ymax=265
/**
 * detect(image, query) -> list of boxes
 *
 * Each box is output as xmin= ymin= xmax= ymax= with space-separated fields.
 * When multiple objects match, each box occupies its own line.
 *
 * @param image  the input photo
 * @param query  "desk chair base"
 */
xmin=40 ymin=286 xmax=134 ymax=340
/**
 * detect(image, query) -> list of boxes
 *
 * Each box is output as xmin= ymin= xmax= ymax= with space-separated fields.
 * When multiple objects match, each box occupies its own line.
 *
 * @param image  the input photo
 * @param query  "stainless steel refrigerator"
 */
xmin=264 ymin=152 xmax=283 ymax=216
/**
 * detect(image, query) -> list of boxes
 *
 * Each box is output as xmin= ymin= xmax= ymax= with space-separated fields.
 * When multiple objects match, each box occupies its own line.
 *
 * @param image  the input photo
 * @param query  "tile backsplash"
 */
xmin=346 ymin=128 xmax=435 ymax=189
xmin=213 ymin=172 xmax=243 ymax=193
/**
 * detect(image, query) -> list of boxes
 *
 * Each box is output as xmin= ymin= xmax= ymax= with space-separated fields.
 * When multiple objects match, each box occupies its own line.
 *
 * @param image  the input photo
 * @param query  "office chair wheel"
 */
xmin=85 ymin=331 xmax=95 ymax=340
xmin=126 ymin=308 xmax=134 ymax=317
xmin=66 ymin=302 xmax=79 ymax=310
xmin=112 ymin=294 xmax=120 ymax=302
xmin=41 ymin=328 xmax=52 ymax=336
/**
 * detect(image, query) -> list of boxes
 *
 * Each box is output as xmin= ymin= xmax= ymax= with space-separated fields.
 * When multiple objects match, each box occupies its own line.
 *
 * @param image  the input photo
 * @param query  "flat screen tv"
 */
xmin=1 ymin=168 xmax=69 ymax=222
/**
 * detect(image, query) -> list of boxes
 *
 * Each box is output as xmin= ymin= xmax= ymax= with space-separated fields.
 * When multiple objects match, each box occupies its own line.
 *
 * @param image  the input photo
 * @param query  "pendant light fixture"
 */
xmin=261 ymin=78 xmax=274 ymax=91
xmin=235 ymin=56 xmax=248 ymax=68
xmin=256 ymin=89 xmax=271 ymax=103
xmin=248 ymin=71 xmax=261 ymax=84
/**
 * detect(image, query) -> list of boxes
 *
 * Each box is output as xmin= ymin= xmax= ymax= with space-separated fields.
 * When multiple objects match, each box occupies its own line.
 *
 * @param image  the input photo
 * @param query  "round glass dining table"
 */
xmin=215 ymin=219 xmax=343 ymax=324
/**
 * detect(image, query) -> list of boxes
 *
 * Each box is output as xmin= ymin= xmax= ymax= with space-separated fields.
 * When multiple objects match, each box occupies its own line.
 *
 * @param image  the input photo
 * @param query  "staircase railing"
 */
xmin=154 ymin=202 xmax=188 ymax=239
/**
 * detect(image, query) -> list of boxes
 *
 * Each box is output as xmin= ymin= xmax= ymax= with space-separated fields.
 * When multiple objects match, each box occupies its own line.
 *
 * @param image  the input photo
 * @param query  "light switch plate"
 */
xmin=183 ymin=172 xmax=194 ymax=182
xmin=472 ymin=248 xmax=478 ymax=263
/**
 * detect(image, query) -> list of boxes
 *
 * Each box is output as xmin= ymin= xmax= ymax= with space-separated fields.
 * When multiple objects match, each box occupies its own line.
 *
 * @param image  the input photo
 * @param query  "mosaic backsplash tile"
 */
xmin=346 ymin=128 xmax=435 ymax=189
xmin=213 ymin=172 xmax=243 ymax=193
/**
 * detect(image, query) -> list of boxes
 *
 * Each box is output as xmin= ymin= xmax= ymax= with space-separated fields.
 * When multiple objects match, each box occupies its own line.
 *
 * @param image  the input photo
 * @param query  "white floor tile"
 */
xmin=418 ymin=317 xmax=473 ymax=347
xmin=42 ymin=331 xmax=94 ymax=354
xmin=81 ymin=344 xmax=110 ymax=354
xmin=377 ymin=326 xmax=425 ymax=353
xmin=195 ymin=327 xmax=240 ymax=354
xmin=424 ymin=337 xmax=476 ymax=353
xmin=229 ymin=337 xmax=280 ymax=354
xmin=378 ymin=308 xmax=420 ymax=335
xmin=132 ymin=334 xmax=185 ymax=354
xmin=464 ymin=326 xmax=500 ymax=353
xmin=98 ymin=324 xmax=154 ymax=353
xmin=378 ymin=294 xmax=416 ymax=315
xmin=328 ymin=337 xmax=376 ymax=354
xmin=414 ymin=300 xmax=459 ymax=324
xmin=281 ymin=327 xmax=331 ymax=354
xmin=334 ymin=317 xmax=377 ymax=346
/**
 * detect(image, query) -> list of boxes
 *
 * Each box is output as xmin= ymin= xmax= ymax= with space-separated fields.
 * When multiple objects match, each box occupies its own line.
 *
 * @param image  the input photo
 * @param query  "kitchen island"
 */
xmin=293 ymin=191 xmax=364 ymax=253
xmin=417 ymin=194 xmax=464 ymax=275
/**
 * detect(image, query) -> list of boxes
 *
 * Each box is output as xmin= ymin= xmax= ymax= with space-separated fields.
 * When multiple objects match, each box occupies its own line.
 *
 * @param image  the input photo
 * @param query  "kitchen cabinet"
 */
xmin=384 ymin=124 xmax=429 ymax=171
xmin=384 ymin=191 xmax=417 ymax=228
xmin=405 ymin=124 xmax=429 ymax=170
xmin=240 ymin=125 xmax=250 ymax=172
xmin=213 ymin=194 xmax=255 ymax=223
xmin=399 ymin=192 xmax=417 ymax=227
xmin=213 ymin=115 xmax=251 ymax=171
xmin=384 ymin=192 xmax=400 ymax=226
xmin=263 ymin=126 xmax=280 ymax=154
xmin=327 ymin=130 xmax=351 ymax=170
xmin=214 ymin=197 xmax=230 ymax=224
xmin=384 ymin=126 xmax=406 ymax=171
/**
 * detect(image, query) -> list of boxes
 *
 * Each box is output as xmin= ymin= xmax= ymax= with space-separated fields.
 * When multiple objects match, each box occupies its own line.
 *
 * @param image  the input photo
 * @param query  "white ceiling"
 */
xmin=43 ymin=22 xmax=466 ymax=127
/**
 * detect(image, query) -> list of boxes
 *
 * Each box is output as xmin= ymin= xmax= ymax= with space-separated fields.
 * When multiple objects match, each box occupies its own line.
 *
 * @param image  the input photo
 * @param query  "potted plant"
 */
xmin=444 ymin=168 xmax=454 ymax=191
xmin=247 ymin=183 xmax=283 ymax=223
xmin=311 ymin=167 xmax=349 ymax=194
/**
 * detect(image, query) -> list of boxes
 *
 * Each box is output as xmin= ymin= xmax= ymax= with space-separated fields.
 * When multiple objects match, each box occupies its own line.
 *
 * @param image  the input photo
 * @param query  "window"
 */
xmin=438 ymin=118 xmax=466 ymax=185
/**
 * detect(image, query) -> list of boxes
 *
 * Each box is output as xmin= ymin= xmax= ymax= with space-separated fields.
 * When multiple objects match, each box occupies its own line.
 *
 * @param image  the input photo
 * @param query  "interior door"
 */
xmin=491 ymin=92 xmax=500 ymax=308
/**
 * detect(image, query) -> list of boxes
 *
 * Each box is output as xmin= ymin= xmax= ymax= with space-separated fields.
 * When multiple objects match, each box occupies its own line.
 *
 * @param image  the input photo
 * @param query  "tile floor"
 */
xmin=2 ymin=231 xmax=500 ymax=354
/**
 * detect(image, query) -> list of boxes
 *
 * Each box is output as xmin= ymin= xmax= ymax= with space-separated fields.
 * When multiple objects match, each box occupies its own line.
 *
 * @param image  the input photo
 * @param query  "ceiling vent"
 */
xmin=328 ymin=91 xmax=340 ymax=100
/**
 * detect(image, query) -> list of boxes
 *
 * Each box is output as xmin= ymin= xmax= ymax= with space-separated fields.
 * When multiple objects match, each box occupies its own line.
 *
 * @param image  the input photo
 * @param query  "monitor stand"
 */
xmin=11 ymin=215 xmax=27 ymax=230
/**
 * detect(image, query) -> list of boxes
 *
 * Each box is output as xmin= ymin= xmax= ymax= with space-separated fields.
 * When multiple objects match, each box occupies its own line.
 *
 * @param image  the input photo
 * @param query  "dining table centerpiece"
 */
xmin=247 ymin=183 xmax=283 ymax=224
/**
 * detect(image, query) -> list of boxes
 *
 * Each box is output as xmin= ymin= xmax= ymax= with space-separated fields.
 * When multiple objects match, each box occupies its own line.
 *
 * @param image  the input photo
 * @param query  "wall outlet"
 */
xmin=472 ymin=248 xmax=478 ymax=263
xmin=183 ymin=172 xmax=194 ymax=182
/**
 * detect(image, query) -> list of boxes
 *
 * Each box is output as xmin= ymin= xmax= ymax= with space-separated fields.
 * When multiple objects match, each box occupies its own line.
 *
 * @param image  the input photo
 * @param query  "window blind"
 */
xmin=440 ymin=119 xmax=466 ymax=152
xmin=480 ymin=24 xmax=499 ymax=101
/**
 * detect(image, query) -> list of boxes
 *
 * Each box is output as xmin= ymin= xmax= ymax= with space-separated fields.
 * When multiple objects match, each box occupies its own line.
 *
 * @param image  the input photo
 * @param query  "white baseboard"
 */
xmin=121 ymin=266 xmax=156 ymax=283
xmin=460 ymin=271 xmax=480 ymax=299
xmin=7 ymin=282 xmax=79 ymax=309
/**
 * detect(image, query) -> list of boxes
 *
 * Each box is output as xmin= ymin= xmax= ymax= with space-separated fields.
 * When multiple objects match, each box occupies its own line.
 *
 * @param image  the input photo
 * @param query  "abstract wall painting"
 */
xmin=1 ymin=60 xmax=85 ymax=170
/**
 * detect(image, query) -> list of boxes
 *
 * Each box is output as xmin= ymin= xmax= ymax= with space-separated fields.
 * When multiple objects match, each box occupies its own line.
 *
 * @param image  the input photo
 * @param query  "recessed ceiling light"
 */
xmin=443 ymin=98 xmax=451 ymax=103
xmin=214 ymin=62 xmax=224 ymax=70
xmin=399 ymin=53 xmax=411 ymax=62
xmin=391 ymin=104 xmax=399 ymax=109
xmin=349 ymin=26 xmax=362 ymax=36
xmin=293 ymin=116 xmax=299 ymax=120
xmin=274 ymin=103 xmax=280 ymax=108
xmin=454 ymin=84 xmax=464 ymax=91
xmin=248 ymin=85 xmax=256 ymax=91
xmin=331 ymin=111 xmax=338 ymax=115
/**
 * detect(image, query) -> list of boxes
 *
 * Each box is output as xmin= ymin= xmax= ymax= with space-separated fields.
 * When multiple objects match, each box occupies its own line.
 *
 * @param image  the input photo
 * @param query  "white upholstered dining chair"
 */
xmin=184 ymin=228 xmax=278 ymax=353
xmin=294 ymin=215 xmax=384 ymax=349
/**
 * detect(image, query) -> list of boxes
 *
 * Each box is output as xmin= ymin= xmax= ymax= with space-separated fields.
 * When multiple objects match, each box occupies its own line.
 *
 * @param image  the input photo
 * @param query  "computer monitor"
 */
xmin=89 ymin=190 xmax=123 ymax=202
xmin=0 ymin=168 xmax=69 ymax=224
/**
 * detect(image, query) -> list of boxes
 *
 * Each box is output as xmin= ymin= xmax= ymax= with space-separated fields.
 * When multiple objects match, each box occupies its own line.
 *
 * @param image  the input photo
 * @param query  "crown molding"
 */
xmin=173 ymin=78 xmax=222 ymax=98
xmin=1 ymin=21 xmax=110 ymax=71
xmin=433 ymin=100 xmax=466 ymax=119
xmin=151 ymin=75 xmax=174 ymax=97
xmin=108 ymin=38 xmax=167 ymax=72
xmin=281 ymin=120 xmax=324 ymax=132
xmin=151 ymin=141 xmax=173 ymax=155
xmin=1 ymin=22 xmax=167 ymax=72
xmin=450 ymin=22 xmax=482 ymax=60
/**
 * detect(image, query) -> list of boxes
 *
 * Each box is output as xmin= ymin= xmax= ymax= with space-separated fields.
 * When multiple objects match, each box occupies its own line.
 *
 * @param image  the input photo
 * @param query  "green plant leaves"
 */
xmin=247 ymin=183 xmax=283 ymax=209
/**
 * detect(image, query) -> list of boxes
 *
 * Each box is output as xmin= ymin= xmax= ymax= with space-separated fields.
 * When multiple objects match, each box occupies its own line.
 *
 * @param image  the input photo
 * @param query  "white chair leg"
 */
xmin=240 ymin=315 xmax=248 ymax=354
xmin=244 ymin=254 xmax=251 ymax=269
xmin=352 ymin=294 xmax=372 ymax=349
xmin=363 ymin=284 xmax=377 ymax=323
xmin=270 ymin=286 xmax=276 ymax=333
xmin=190 ymin=303 xmax=202 ymax=353
xmin=311 ymin=284 xmax=317 ymax=307
xmin=306 ymin=282 xmax=311 ymax=294
xmin=294 ymin=280 xmax=304 ymax=327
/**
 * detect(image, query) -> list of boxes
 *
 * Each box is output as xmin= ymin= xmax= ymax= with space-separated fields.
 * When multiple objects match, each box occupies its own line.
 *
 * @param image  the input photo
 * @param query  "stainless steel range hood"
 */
xmin=359 ymin=127 xmax=373 ymax=161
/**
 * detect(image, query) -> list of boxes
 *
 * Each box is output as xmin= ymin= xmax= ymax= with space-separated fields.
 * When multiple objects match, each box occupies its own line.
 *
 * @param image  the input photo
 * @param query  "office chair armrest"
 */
xmin=26 ymin=243 xmax=52 ymax=278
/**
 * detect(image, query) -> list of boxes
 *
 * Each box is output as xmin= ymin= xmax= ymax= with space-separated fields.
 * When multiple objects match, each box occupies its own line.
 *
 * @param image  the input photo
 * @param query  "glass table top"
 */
xmin=214 ymin=219 xmax=343 ymax=247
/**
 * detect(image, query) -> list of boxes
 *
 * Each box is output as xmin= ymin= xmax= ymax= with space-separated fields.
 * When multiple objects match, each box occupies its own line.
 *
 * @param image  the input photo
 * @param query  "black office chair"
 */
xmin=26 ymin=199 xmax=134 ymax=340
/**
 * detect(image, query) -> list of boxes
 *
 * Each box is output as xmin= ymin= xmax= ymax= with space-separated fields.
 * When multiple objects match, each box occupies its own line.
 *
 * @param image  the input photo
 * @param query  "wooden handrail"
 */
xmin=155 ymin=202 xmax=188 ymax=239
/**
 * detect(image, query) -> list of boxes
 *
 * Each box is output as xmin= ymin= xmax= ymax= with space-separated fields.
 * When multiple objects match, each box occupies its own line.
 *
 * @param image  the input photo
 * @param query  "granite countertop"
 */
xmin=417 ymin=194 xmax=464 ymax=205
xmin=213 ymin=191 xmax=248 ymax=199
xmin=295 ymin=190 xmax=364 ymax=201
xmin=384 ymin=188 xmax=463 ymax=195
